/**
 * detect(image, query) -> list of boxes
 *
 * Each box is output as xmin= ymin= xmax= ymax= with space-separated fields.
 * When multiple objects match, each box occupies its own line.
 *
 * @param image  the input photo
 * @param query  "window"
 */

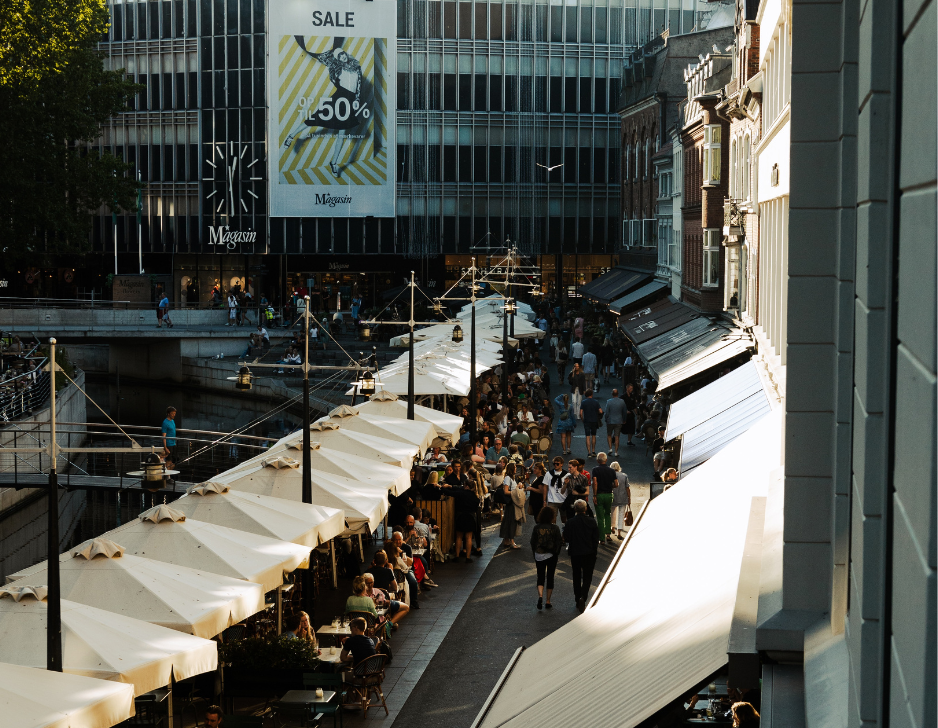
xmin=703 ymin=229 xmax=720 ymax=287
xmin=644 ymin=137 xmax=649 ymax=179
xmin=729 ymin=138 xmax=737 ymax=198
xmin=670 ymin=228 xmax=681 ymax=271
xmin=624 ymin=142 xmax=630 ymax=180
xmin=702 ymin=124 xmax=721 ymax=185
xmin=742 ymin=135 xmax=751 ymax=201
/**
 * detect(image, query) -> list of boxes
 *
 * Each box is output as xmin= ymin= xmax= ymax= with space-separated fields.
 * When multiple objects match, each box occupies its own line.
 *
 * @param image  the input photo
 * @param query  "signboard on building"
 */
xmin=268 ymin=0 xmax=396 ymax=218
xmin=112 ymin=275 xmax=152 ymax=303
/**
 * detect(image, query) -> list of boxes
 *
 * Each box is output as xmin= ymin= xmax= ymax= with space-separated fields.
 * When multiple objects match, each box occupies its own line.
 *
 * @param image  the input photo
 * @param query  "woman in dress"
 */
xmin=553 ymin=393 xmax=576 ymax=455
xmin=529 ymin=506 xmax=563 ymax=610
xmin=556 ymin=342 xmax=569 ymax=378
xmin=498 ymin=462 xmax=521 ymax=549
xmin=284 ymin=38 xmax=366 ymax=178
xmin=451 ymin=481 xmax=480 ymax=563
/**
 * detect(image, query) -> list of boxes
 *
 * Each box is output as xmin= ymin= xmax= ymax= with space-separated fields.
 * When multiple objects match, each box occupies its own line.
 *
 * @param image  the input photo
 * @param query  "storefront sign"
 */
xmin=268 ymin=0 xmax=396 ymax=218
xmin=207 ymin=226 xmax=257 ymax=252
xmin=112 ymin=275 xmax=151 ymax=303
xmin=328 ymin=262 xmax=350 ymax=271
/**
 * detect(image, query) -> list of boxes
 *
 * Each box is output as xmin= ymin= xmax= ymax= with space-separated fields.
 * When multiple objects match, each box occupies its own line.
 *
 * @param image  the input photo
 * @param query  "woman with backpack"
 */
xmin=553 ymin=393 xmax=575 ymax=455
xmin=529 ymin=505 xmax=564 ymax=610
xmin=498 ymin=462 xmax=522 ymax=549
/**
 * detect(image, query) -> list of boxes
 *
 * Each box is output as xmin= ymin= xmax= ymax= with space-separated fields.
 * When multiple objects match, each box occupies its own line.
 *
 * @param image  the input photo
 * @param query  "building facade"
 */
xmin=7 ymin=0 xmax=747 ymax=305
xmin=679 ymin=45 xmax=732 ymax=313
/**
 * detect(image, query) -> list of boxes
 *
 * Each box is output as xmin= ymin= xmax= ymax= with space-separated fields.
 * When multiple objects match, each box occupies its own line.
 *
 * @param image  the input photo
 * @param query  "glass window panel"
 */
xmin=566 ymin=6 xmax=577 ymax=41
xmin=580 ymin=6 xmax=592 ymax=41
xmin=475 ymin=2 xmax=487 ymax=38
xmin=504 ymin=2 xmax=515 ymax=38
xmin=594 ymin=6 xmax=606 ymax=41
xmin=550 ymin=5 xmax=562 ymax=40
xmin=536 ymin=4 xmax=548 ymax=40
xmin=444 ymin=1 xmax=457 ymax=36
xmin=491 ymin=3 xmax=503 ymax=38
xmin=459 ymin=1 xmax=472 ymax=37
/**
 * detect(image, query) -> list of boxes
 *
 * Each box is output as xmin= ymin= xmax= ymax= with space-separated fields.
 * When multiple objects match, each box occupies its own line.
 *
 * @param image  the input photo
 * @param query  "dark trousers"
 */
xmin=535 ymin=554 xmax=559 ymax=589
xmin=570 ymin=554 xmax=597 ymax=603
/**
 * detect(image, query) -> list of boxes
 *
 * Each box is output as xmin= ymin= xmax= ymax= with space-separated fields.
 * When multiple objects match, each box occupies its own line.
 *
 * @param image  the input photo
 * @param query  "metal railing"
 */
xmin=0 ymin=421 xmax=280 ymax=489
xmin=0 ymin=357 xmax=49 ymax=422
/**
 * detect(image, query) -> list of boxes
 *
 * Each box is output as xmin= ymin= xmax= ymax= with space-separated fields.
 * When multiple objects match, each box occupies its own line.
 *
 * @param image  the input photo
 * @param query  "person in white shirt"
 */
xmin=545 ymin=456 xmax=570 ymax=524
xmin=581 ymin=349 xmax=598 ymax=392
xmin=570 ymin=338 xmax=585 ymax=366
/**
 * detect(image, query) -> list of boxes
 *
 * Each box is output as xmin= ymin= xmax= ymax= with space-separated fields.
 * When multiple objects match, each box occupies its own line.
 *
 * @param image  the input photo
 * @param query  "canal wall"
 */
xmin=0 ymin=370 xmax=88 ymax=583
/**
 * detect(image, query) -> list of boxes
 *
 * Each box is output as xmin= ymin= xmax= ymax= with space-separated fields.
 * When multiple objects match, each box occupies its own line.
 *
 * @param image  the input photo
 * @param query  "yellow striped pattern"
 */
xmin=276 ymin=35 xmax=389 ymax=186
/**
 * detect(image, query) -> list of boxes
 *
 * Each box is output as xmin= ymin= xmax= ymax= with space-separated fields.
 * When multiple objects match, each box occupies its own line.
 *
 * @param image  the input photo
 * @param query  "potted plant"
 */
xmin=220 ymin=636 xmax=324 ymax=697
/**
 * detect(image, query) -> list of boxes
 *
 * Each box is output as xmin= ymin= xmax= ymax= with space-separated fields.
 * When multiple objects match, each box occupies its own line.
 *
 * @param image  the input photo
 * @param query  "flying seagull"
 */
xmin=536 ymin=163 xmax=564 ymax=171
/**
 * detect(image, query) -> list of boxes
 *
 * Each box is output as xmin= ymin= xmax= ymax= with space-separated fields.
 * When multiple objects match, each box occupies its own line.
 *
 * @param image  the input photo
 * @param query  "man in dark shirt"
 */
xmin=591 ymin=452 xmax=618 ymax=544
xmin=370 ymin=551 xmax=399 ymax=594
xmin=652 ymin=425 xmax=666 ymax=454
xmin=562 ymin=499 xmax=600 ymax=613
xmin=578 ymin=390 xmax=603 ymax=459
xmin=443 ymin=460 xmax=469 ymax=488
xmin=341 ymin=617 xmax=377 ymax=671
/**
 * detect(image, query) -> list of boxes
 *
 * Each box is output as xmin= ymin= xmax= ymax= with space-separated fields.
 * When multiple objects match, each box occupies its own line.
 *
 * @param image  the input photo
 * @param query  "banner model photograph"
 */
xmin=269 ymin=0 xmax=396 ymax=217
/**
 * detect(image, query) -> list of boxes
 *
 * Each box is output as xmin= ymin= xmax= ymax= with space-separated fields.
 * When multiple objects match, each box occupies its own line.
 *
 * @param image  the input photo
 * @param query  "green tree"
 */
xmin=0 ymin=0 xmax=141 ymax=261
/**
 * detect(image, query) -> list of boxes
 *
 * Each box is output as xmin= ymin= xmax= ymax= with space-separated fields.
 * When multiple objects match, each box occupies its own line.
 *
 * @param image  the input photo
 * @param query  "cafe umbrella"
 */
xmin=354 ymin=390 xmax=464 ymax=442
xmin=97 ymin=504 xmax=312 ymax=593
xmin=0 ymin=584 xmax=218 ymax=695
xmin=5 ymin=538 xmax=265 ymax=639
xmin=169 ymin=482 xmax=345 ymax=547
xmin=0 ymin=661 xmax=136 ymax=728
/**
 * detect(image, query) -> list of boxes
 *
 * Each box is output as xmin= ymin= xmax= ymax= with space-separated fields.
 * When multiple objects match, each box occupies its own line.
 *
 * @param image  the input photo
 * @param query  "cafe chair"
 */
xmin=344 ymin=654 xmax=389 ymax=717
xmin=302 ymin=674 xmax=346 ymax=728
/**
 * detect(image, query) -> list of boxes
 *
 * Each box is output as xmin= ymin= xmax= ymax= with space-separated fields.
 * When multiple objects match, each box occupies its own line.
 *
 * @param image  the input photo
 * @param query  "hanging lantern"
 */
xmin=361 ymin=323 xmax=372 ymax=341
xmin=452 ymin=324 xmax=464 ymax=343
xmin=432 ymin=298 xmax=443 ymax=314
xmin=359 ymin=370 xmax=376 ymax=396
xmin=235 ymin=366 xmax=253 ymax=390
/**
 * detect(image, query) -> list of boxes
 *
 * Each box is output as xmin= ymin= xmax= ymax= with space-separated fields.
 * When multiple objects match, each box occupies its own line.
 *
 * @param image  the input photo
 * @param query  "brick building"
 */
xmin=617 ymin=27 xmax=733 ymax=275
xmin=679 ymin=46 xmax=732 ymax=313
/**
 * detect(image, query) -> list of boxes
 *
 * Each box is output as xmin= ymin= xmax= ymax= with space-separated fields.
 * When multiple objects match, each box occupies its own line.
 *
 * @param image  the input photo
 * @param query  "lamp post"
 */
xmin=408 ymin=271 xmax=415 ymax=420
xmin=469 ymin=260 xmax=478 ymax=442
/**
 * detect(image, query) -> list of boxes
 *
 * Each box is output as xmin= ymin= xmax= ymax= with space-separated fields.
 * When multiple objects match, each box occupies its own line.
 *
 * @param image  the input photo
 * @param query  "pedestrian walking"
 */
xmin=157 ymin=293 xmax=173 ymax=328
xmin=161 ymin=406 xmax=178 ymax=470
xmin=524 ymin=462 xmax=547 ymax=516
xmin=498 ymin=462 xmax=522 ymax=549
xmin=556 ymin=342 xmax=569 ymax=379
xmin=563 ymin=499 xmax=599 ymax=613
xmin=567 ymin=363 xmax=586 ymax=420
xmin=578 ymin=389 xmax=603 ymax=458
xmin=553 ymin=394 xmax=575 ymax=455
xmin=604 ymin=388 xmax=626 ymax=455
xmin=591 ymin=452 xmax=617 ymax=544
xmin=530 ymin=506 xmax=563 ymax=610
xmin=610 ymin=461 xmax=632 ymax=539
xmin=226 ymin=292 xmax=237 ymax=326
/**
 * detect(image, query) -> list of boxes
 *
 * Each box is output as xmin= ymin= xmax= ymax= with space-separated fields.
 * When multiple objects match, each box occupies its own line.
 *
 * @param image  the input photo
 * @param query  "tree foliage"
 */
xmin=0 ymin=0 xmax=141 ymax=261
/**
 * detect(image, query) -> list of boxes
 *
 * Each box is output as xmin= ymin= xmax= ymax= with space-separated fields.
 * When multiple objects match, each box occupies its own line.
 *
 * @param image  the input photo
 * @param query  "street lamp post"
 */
xmin=470 ymin=260 xmax=477 ymax=442
xmin=46 ymin=339 xmax=61 ymax=672
xmin=408 ymin=271 xmax=415 ymax=420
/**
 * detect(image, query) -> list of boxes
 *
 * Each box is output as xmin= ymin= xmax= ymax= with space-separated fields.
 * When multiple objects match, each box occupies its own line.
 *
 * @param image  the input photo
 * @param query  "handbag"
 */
xmin=625 ymin=507 xmax=634 ymax=527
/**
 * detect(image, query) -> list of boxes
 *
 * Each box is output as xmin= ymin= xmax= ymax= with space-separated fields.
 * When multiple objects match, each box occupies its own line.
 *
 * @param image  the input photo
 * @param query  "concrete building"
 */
xmin=9 ymin=0 xmax=744 ymax=306
xmin=747 ymin=0 xmax=937 ymax=723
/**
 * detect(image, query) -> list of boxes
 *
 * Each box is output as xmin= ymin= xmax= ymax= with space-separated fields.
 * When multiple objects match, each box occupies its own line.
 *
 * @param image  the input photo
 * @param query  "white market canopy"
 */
xmin=284 ymin=422 xmax=418 ymax=470
xmin=230 ymin=441 xmax=410 ymax=495
xmin=0 ymin=662 xmax=135 ymax=728
xmin=7 ymin=539 xmax=265 ymax=639
xmin=100 ymin=505 xmax=312 ymax=593
xmin=389 ymin=324 xmax=519 ymax=347
xmin=456 ymin=310 xmax=545 ymax=339
xmin=355 ymin=391 xmax=464 ymax=442
xmin=319 ymin=406 xmax=437 ymax=452
xmin=214 ymin=459 xmax=390 ymax=533
xmin=461 ymin=296 xmax=536 ymax=320
xmin=475 ymin=412 xmax=783 ymax=728
xmin=170 ymin=482 xmax=345 ymax=547
xmin=0 ymin=585 xmax=218 ymax=696
xmin=362 ymin=365 xmax=472 ymax=397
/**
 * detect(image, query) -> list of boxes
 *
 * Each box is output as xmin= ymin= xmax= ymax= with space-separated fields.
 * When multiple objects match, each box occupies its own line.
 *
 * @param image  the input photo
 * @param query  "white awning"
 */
xmin=665 ymin=361 xmax=773 ymax=473
xmin=0 ymin=662 xmax=136 ymax=728
xmin=475 ymin=412 xmax=782 ymax=728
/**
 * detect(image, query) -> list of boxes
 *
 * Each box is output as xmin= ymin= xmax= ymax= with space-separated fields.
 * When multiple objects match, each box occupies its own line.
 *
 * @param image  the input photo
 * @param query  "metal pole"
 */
xmin=137 ymin=171 xmax=143 ymax=274
xmin=508 ymin=249 xmax=515 ymax=338
xmin=501 ymin=304 xmax=508 ymax=400
xmin=301 ymin=297 xmax=314 ymax=615
xmin=470 ymin=259 xmax=478 ymax=442
xmin=47 ymin=338 xmax=62 ymax=671
xmin=407 ymin=271 xmax=415 ymax=420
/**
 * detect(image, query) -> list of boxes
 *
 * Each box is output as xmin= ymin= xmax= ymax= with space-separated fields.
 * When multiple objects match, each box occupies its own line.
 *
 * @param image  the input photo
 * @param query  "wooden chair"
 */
xmin=344 ymin=654 xmax=389 ymax=717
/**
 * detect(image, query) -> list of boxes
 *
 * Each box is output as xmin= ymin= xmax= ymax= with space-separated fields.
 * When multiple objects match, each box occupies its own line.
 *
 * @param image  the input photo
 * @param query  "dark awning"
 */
xmin=578 ymin=268 xmax=651 ymax=305
xmin=645 ymin=325 xmax=754 ymax=391
xmin=618 ymin=300 xmax=700 ymax=344
xmin=609 ymin=280 xmax=669 ymax=314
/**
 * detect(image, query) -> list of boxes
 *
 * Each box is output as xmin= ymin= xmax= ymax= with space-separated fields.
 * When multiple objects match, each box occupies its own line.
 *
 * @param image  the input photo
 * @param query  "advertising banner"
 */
xmin=268 ymin=0 xmax=396 ymax=218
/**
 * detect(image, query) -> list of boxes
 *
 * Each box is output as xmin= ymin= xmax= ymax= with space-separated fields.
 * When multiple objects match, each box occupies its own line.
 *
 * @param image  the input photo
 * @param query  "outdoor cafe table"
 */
xmin=280 ymin=689 xmax=337 ymax=706
xmin=318 ymin=624 xmax=351 ymax=645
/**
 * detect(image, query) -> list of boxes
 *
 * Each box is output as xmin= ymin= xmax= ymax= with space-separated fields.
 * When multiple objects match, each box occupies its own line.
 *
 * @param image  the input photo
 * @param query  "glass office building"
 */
xmin=83 ymin=0 xmax=723 ymax=303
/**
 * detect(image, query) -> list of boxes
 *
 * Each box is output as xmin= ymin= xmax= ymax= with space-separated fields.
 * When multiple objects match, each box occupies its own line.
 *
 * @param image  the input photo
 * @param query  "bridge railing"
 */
xmin=0 ymin=421 xmax=280 ymax=488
